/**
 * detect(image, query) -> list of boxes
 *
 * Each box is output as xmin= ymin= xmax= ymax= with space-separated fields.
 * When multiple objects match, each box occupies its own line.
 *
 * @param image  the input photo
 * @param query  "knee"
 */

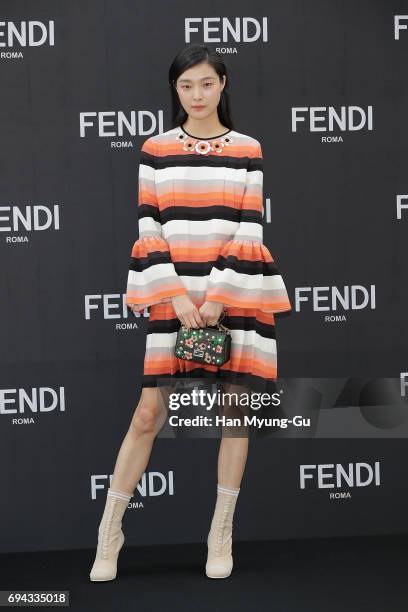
xmin=129 ymin=401 xmax=159 ymax=437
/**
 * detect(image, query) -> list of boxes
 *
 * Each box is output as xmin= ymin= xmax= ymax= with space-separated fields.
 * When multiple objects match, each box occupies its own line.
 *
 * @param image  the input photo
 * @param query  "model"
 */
xmin=89 ymin=43 xmax=292 ymax=582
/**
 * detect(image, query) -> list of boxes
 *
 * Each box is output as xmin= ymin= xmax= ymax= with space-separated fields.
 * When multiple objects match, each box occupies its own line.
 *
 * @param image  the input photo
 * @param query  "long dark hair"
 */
xmin=168 ymin=44 xmax=234 ymax=130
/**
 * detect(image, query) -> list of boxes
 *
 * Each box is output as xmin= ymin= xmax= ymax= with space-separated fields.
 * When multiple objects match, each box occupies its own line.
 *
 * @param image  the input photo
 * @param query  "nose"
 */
xmin=192 ymin=86 xmax=203 ymax=100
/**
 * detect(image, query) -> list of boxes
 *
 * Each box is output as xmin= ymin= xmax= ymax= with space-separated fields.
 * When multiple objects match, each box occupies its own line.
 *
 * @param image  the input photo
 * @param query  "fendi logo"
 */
xmin=295 ymin=285 xmax=376 ymax=317
xmin=300 ymin=462 xmax=381 ymax=492
xmin=0 ymin=387 xmax=66 ymax=422
xmin=291 ymin=106 xmax=373 ymax=138
xmin=91 ymin=472 xmax=175 ymax=500
xmin=185 ymin=17 xmax=268 ymax=44
xmin=79 ymin=110 xmax=164 ymax=139
xmin=0 ymin=20 xmax=54 ymax=48
xmin=1 ymin=205 xmax=60 ymax=242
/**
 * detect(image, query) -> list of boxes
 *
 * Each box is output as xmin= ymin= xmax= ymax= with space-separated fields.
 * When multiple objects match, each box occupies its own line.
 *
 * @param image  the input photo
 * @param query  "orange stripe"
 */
xmin=205 ymin=293 xmax=291 ymax=311
xmin=125 ymin=287 xmax=186 ymax=304
xmin=142 ymin=356 xmax=277 ymax=379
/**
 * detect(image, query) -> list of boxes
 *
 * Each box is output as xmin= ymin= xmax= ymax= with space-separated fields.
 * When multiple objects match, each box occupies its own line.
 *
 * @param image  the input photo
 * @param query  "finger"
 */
xmin=190 ymin=315 xmax=200 ymax=329
xmin=183 ymin=314 xmax=194 ymax=329
xmin=197 ymin=307 xmax=206 ymax=326
xmin=193 ymin=310 xmax=205 ymax=327
xmin=179 ymin=313 xmax=190 ymax=328
xmin=188 ymin=314 xmax=200 ymax=328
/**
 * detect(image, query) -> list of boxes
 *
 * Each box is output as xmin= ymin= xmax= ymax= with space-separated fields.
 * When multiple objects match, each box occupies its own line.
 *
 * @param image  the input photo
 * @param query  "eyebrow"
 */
xmin=178 ymin=76 xmax=216 ymax=83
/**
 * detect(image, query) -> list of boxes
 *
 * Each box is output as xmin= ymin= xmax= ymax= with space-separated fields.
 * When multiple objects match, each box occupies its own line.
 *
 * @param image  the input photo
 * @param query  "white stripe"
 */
xmin=207 ymin=267 xmax=287 ymax=291
xmin=154 ymin=164 xmax=252 ymax=184
xmin=162 ymin=219 xmax=262 ymax=242
xmin=162 ymin=218 xmax=239 ymax=238
xmin=139 ymin=163 xmax=155 ymax=181
xmin=127 ymin=262 xmax=180 ymax=284
xmin=138 ymin=216 xmax=163 ymax=236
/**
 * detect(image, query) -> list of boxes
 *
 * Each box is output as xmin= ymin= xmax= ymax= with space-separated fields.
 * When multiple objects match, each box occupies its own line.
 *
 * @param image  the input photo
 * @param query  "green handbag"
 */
xmin=174 ymin=308 xmax=232 ymax=366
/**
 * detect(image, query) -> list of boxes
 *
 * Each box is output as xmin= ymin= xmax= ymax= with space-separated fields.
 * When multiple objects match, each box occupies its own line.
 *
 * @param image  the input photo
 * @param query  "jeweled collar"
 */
xmin=175 ymin=126 xmax=234 ymax=155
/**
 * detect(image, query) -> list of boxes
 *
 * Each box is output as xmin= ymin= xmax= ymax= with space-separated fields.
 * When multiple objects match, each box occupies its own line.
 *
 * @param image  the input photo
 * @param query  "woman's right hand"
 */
xmin=171 ymin=294 xmax=205 ymax=328
xmin=129 ymin=303 xmax=149 ymax=313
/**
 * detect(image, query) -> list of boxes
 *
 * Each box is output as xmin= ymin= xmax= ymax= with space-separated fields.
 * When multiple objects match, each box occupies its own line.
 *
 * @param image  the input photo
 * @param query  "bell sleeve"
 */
xmin=204 ymin=140 xmax=292 ymax=313
xmin=125 ymin=139 xmax=188 ymax=312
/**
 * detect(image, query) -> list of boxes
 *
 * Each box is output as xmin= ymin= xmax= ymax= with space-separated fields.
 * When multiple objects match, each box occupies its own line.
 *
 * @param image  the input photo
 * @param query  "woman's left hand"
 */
xmin=198 ymin=301 xmax=225 ymax=326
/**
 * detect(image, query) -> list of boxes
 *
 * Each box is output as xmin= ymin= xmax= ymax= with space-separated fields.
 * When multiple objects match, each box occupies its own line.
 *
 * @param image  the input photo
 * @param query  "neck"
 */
xmin=182 ymin=113 xmax=228 ymax=138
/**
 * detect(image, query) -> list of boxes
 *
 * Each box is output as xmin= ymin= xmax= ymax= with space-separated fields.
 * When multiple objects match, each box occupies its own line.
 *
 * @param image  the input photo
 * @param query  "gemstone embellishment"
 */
xmin=176 ymin=129 xmax=233 ymax=155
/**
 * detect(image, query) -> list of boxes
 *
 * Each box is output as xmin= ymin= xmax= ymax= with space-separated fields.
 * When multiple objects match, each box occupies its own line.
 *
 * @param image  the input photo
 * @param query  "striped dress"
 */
xmin=125 ymin=125 xmax=292 ymax=395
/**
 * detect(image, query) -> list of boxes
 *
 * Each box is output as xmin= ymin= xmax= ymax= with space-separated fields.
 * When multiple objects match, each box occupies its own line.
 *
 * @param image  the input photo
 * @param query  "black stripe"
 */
xmin=160 ymin=205 xmax=241 ymax=224
xmin=129 ymin=250 xmax=172 ymax=271
xmin=139 ymin=149 xmax=262 ymax=172
xmin=140 ymin=369 xmax=277 ymax=395
xmin=149 ymin=152 xmax=260 ymax=172
xmin=140 ymin=150 xmax=155 ymax=169
xmin=137 ymin=204 xmax=161 ymax=222
xmin=159 ymin=206 xmax=262 ymax=225
xmin=129 ymin=250 xmax=281 ymax=277
xmin=138 ymin=205 xmax=262 ymax=225
xmin=247 ymin=157 xmax=262 ymax=172
xmin=172 ymin=261 xmax=220 ymax=275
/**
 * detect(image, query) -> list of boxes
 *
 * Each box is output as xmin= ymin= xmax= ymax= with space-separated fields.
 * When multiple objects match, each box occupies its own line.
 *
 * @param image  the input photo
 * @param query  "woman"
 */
xmin=89 ymin=43 xmax=292 ymax=582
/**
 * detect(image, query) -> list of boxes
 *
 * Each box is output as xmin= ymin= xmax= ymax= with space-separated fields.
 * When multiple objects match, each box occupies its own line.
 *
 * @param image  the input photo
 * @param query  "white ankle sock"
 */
xmin=217 ymin=484 xmax=240 ymax=497
xmin=107 ymin=487 xmax=134 ymax=501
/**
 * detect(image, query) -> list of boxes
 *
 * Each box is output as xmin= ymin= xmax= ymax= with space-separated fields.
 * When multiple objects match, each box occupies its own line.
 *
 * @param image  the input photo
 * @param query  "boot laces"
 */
xmin=100 ymin=498 xmax=121 ymax=559
xmin=214 ymin=497 xmax=234 ymax=556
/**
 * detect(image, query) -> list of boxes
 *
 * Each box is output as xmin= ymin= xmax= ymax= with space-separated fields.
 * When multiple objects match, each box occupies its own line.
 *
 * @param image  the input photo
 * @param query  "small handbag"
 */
xmin=174 ymin=307 xmax=232 ymax=366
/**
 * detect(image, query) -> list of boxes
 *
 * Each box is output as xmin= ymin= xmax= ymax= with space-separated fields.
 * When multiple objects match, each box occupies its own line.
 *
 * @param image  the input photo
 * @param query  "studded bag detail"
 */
xmin=174 ymin=308 xmax=232 ymax=366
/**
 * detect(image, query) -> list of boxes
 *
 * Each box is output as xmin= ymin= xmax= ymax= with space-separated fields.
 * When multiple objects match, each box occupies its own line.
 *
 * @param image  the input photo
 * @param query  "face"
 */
xmin=175 ymin=62 xmax=226 ymax=119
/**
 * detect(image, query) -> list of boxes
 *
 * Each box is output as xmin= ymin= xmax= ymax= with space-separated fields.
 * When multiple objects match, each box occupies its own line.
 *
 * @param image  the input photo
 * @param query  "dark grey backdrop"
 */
xmin=1 ymin=0 xmax=407 ymax=553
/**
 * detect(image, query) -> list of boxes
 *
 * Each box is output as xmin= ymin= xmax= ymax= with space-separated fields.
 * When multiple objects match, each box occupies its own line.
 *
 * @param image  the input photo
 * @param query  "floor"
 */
xmin=1 ymin=534 xmax=407 ymax=611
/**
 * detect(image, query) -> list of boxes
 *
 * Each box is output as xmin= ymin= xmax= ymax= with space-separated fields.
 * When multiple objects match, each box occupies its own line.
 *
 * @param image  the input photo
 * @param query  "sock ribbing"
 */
xmin=217 ymin=484 xmax=240 ymax=497
xmin=107 ymin=488 xmax=134 ymax=501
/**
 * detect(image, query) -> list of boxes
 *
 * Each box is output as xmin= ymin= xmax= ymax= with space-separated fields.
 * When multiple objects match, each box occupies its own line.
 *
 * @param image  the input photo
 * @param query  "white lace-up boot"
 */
xmin=205 ymin=484 xmax=240 ymax=578
xmin=89 ymin=488 xmax=133 ymax=582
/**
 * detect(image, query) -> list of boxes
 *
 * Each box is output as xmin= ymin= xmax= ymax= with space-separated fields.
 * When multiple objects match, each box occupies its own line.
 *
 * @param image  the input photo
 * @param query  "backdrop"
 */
xmin=1 ymin=0 xmax=408 ymax=553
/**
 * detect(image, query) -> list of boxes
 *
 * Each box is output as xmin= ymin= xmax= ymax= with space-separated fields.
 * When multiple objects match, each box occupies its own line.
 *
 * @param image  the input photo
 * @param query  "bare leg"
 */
xmin=218 ymin=436 xmax=249 ymax=488
xmin=89 ymin=386 xmax=168 ymax=582
xmin=110 ymin=387 xmax=167 ymax=494
xmin=205 ymin=384 xmax=249 ymax=578
xmin=218 ymin=383 xmax=250 ymax=487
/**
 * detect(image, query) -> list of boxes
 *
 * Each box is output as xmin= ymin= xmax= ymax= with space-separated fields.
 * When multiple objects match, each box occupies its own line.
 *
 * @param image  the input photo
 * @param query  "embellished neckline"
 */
xmin=175 ymin=126 xmax=234 ymax=155
xmin=180 ymin=125 xmax=232 ymax=140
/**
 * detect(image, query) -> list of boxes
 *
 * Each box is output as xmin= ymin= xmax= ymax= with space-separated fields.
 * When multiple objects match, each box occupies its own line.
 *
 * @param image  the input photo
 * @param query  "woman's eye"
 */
xmin=180 ymin=82 xmax=212 ymax=89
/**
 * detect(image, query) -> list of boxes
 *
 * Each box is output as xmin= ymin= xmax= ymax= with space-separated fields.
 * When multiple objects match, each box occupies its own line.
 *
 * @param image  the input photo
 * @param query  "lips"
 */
xmin=192 ymin=106 xmax=205 ymax=109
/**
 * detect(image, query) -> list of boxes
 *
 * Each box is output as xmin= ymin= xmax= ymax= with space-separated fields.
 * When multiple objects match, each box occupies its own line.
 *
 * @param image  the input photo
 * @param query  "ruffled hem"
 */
xmin=205 ymin=239 xmax=292 ymax=313
xmin=129 ymin=235 xmax=171 ymax=258
xmin=125 ymin=236 xmax=188 ymax=310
